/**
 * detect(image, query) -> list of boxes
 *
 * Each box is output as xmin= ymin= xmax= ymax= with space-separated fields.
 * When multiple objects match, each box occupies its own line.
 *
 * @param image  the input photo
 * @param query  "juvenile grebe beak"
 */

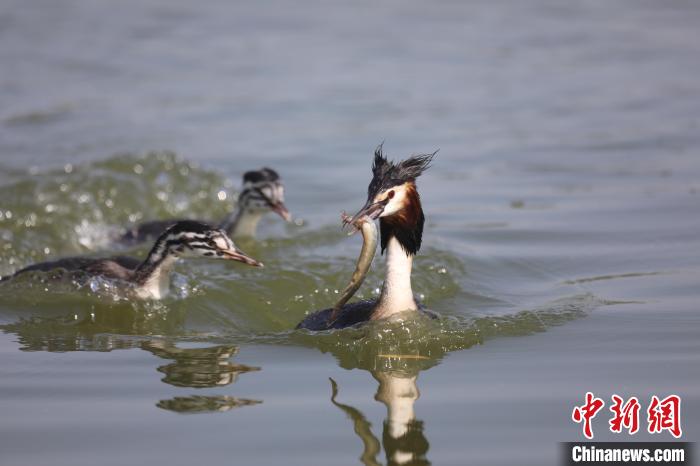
xmin=270 ymin=201 xmax=292 ymax=222
xmin=253 ymin=185 xmax=291 ymax=222
xmin=222 ymin=247 xmax=264 ymax=267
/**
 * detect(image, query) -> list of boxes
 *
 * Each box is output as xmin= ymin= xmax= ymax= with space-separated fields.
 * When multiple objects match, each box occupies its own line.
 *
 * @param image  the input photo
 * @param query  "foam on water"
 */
xmin=0 ymin=152 xmax=236 ymax=271
xmin=0 ymin=153 xmax=608 ymax=370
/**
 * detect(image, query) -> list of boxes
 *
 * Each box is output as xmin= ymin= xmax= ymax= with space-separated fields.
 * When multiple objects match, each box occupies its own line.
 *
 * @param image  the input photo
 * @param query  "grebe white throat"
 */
xmin=133 ymin=254 xmax=179 ymax=299
xmin=373 ymin=236 xmax=417 ymax=320
xmin=227 ymin=209 xmax=264 ymax=238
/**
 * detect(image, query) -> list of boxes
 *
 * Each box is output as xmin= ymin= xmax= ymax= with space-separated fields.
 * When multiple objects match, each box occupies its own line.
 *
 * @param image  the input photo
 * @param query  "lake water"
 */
xmin=1 ymin=0 xmax=699 ymax=464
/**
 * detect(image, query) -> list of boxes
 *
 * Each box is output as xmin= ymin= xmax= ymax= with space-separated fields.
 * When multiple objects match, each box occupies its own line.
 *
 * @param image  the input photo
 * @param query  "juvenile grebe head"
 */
xmin=239 ymin=168 xmax=290 ymax=221
xmin=346 ymin=144 xmax=437 ymax=255
xmin=152 ymin=221 xmax=263 ymax=267
xmin=218 ymin=168 xmax=291 ymax=238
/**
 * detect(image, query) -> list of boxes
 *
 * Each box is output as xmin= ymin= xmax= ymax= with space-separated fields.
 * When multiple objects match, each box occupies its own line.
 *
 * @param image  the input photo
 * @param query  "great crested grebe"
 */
xmin=297 ymin=145 xmax=437 ymax=330
xmin=118 ymin=167 xmax=290 ymax=245
xmin=2 ymin=221 xmax=262 ymax=300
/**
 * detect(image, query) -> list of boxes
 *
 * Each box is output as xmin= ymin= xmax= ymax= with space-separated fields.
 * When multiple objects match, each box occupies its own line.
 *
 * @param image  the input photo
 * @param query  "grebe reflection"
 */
xmin=141 ymin=340 xmax=260 ymax=388
xmin=0 ymin=309 xmax=264 ymax=415
xmin=141 ymin=340 xmax=263 ymax=414
xmin=329 ymin=371 xmax=430 ymax=466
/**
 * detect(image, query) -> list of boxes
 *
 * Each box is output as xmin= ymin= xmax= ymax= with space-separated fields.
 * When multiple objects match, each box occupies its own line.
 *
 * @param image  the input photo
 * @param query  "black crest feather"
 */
xmin=366 ymin=143 xmax=437 ymax=256
xmin=368 ymin=143 xmax=437 ymax=199
xmin=243 ymin=167 xmax=280 ymax=184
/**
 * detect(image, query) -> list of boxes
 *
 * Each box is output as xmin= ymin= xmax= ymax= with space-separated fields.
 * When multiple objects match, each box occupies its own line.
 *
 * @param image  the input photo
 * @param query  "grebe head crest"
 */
xmin=156 ymin=221 xmax=263 ymax=266
xmin=347 ymin=144 xmax=436 ymax=222
xmin=344 ymin=144 xmax=437 ymax=255
xmin=239 ymin=168 xmax=291 ymax=221
xmin=369 ymin=144 xmax=434 ymax=197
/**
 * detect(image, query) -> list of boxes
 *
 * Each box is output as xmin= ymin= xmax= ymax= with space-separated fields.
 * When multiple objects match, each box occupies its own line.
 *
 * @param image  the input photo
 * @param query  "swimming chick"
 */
xmin=297 ymin=144 xmax=437 ymax=330
xmin=2 ymin=221 xmax=262 ymax=300
xmin=118 ymin=167 xmax=290 ymax=245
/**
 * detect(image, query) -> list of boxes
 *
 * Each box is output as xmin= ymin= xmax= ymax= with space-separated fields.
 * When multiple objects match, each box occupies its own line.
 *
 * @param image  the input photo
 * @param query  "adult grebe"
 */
xmin=118 ymin=168 xmax=290 ymax=245
xmin=297 ymin=145 xmax=437 ymax=330
xmin=2 ymin=221 xmax=262 ymax=300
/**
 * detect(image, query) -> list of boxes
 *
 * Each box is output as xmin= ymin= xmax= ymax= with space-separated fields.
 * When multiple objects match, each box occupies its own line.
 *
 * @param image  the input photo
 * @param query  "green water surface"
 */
xmin=1 ymin=0 xmax=699 ymax=465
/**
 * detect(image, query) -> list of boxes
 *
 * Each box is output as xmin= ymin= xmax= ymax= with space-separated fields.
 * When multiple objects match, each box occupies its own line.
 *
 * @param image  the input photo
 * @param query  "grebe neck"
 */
xmin=132 ymin=242 xmax=179 ymax=299
xmin=372 ymin=236 xmax=417 ymax=319
xmin=219 ymin=208 xmax=262 ymax=238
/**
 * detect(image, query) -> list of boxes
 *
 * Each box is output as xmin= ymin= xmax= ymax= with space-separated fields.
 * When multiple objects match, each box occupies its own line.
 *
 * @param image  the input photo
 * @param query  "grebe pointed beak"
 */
xmin=344 ymin=198 xmax=387 ymax=228
xmin=222 ymin=247 xmax=264 ymax=267
xmin=271 ymin=201 xmax=292 ymax=222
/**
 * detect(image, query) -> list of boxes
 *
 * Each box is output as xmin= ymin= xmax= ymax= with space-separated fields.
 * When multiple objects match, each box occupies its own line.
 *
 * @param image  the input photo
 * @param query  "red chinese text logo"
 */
xmin=609 ymin=394 xmax=640 ymax=434
xmin=648 ymin=395 xmax=682 ymax=438
xmin=572 ymin=393 xmax=682 ymax=439
xmin=572 ymin=392 xmax=605 ymax=439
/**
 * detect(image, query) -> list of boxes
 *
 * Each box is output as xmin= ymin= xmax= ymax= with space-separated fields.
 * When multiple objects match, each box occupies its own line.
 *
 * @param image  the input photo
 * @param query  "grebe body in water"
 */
xmin=3 ymin=221 xmax=262 ymax=300
xmin=119 ymin=168 xmax=290 ymax=245
xmin=297 ymin=146 xmax=437 ymax=330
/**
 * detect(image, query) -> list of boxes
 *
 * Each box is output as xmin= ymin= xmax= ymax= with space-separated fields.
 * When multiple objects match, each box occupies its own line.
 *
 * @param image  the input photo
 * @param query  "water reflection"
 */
xmin=0 ymin=292 xmax=602 ymax=422
xmin=142 ymin=340 xmax=263 ymax=414
xmin=330 ymin=370 xmax=430 ymax=466
xmin=299 ymin=294 xmax=606 ymax=464
xmin=142 ymin=340 xmax=260 ymax=388
xmin=0 ymin=307 xmax=263 ymax=415
xmin=157 ymin=395 xmax=262 ymax=414
xmin=374 ymin=371 xmax=429 ymax=466
xmin=0 ymin=303 xmax=185 ymax=352
xmin=311 ymin=318 xmax=436 ymax=465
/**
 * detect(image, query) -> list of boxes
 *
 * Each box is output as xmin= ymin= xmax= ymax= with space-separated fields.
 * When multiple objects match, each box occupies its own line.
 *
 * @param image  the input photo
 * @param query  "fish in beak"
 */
xmin=343 ymin=198 xmax=388 ymax=230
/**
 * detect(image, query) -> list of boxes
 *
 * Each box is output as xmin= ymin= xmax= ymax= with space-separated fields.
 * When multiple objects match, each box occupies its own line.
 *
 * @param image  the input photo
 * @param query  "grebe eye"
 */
xmin=387 ymin=190 xmax=395 ymax=199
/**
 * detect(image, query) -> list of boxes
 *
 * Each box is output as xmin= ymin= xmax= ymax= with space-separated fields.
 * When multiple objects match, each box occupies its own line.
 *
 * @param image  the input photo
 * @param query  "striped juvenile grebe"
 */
xmin=3 ymin=221 xmax=262 ymax=300
xmin=297 ymin=145 xmax=437 ymax=330
xmin=119 ymin=168 xmax=290 ymax=245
